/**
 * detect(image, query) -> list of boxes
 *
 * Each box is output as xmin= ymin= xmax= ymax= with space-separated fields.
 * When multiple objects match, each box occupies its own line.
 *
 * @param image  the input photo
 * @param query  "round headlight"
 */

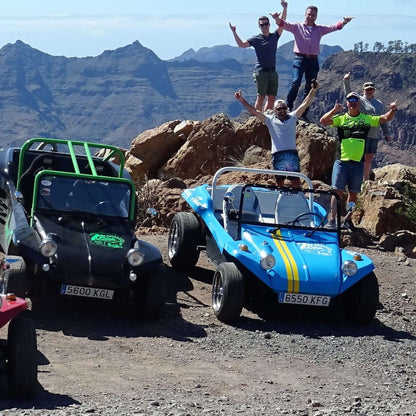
xmin=260 ymin=253 xmax=276 ymax=270
xmin=127 ymin=248 xmax=144 ymax=266
xmin=342 ymin=260 xmax=358 ymax=276
xmin=40 ymin=238 xmax=58 ymax=257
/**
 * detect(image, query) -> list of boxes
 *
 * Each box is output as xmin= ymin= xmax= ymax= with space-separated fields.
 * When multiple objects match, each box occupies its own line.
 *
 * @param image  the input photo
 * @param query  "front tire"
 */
xmin=133 ymin=264 xmax=167 ymax=320
xmin=7 ymin=316 xmax=38 ymax=399
xmin=168 ymin=212 xmax=202 ymax=269
xmin=212 ymin=262 xmax=245 ymax=323
xmin=344 ymin=272 xmax=379 ymax=325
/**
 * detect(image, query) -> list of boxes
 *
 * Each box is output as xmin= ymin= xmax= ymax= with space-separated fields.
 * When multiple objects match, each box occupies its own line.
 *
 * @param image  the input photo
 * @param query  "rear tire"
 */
xmin=344 ymin=272 xmax=379 ymax=325
xmin=212 ymin=262 xmax=245 ymax=323
xmin=168 ymin=212 xmax=202 ymax=269
xmin=7 ymin=316 xmax=38 ymax=399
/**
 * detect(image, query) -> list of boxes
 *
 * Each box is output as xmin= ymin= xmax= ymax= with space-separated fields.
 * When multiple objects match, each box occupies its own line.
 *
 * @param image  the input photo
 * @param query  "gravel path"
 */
xmin=0 ymin=234 xmax=415 ymax=415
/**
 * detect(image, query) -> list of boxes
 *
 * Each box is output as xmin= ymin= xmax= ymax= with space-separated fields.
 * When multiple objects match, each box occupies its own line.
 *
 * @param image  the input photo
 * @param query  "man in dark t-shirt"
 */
xmin=229 ymin=1 xmax=287 ymax=111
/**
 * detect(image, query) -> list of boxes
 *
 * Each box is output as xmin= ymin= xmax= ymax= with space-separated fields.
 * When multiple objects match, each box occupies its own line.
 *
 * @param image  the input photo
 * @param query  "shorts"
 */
xmin=365 ymin=138 xmax=378 ymax=154
xmin=272 ymin=150 xmax=300 ymax=172
xmin=331 ymin=159 xmax=363 ymax=193
xmin=253 ymin=70 xmax=279 ymax=97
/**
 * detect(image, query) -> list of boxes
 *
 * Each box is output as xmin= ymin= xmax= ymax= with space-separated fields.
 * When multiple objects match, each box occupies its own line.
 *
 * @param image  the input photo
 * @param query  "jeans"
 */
xmin=331 ymin=160 xmax=364 ymax=194
xmin=286 ymin=56 xmax=319 ymax=115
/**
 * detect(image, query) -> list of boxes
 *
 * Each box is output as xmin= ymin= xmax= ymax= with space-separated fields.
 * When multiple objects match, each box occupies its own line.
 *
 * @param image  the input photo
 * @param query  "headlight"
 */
xmin=40 ymin=238 xmax=58 ymax=257
xmin=127 ymin=248 xmax=144 ymax=266
xmin=260 ymin=253 xmax=276 ymax=270
xmin=342 ymin=260 xmax=358 ymax=276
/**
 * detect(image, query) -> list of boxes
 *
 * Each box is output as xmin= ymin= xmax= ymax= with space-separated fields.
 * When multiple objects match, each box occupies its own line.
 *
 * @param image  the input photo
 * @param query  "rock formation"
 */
xmin=125 ymin=114 xmax=416 ymax=257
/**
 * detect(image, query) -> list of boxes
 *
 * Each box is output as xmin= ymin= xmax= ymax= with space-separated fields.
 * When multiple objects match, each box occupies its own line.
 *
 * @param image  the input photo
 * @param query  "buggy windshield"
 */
xmin=34 ymin=174 xmax=133 ymax=218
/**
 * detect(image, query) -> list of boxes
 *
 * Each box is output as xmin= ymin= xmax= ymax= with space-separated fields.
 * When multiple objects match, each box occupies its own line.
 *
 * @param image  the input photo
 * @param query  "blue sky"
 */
xmin=0 ymin=1 xmax=414 ymax=59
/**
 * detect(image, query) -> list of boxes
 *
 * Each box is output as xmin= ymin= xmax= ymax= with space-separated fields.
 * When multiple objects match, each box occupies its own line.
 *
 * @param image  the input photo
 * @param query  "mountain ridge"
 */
xmin=0 ymin=40 xmax=414 ymax=167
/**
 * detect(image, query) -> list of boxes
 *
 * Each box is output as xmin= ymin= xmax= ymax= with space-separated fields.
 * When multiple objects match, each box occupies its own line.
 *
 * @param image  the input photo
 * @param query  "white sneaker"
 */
xmin=325 ymin=219 xmax=337 ymax=229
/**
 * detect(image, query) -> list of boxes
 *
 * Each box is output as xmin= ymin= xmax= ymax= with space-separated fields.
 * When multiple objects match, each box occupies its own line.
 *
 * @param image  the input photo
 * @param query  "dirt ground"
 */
xmin=0 ymin=232 xmax=415 ymax=415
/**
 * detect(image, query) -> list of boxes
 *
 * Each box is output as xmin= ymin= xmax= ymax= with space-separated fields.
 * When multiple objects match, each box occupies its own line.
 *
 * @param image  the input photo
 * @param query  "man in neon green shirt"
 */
xmin=320 ymin=91 xmax=397 ymax=227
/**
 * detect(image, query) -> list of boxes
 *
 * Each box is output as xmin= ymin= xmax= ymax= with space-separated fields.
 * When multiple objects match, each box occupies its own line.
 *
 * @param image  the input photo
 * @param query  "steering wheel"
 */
xmin=289 ymin=211 xmax=324 ymax=225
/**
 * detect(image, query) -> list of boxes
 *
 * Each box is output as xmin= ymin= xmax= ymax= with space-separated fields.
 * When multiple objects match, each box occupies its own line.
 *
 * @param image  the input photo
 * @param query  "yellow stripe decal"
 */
xmin=271 ymin=229 xmax=300 ymax=293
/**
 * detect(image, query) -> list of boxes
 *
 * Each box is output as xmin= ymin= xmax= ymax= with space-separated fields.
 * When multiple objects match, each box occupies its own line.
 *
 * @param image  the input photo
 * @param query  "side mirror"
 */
xmin=14 ymin=191 xmax=24 ymax=203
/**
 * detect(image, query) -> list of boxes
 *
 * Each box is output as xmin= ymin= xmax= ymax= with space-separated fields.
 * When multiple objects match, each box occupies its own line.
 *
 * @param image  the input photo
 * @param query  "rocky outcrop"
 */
xmin=126 ymin=120 xmax=183 ymax=179
xmin=126 ymin=114 xmax=415 ymax=256
xmin=126 ymin=114 xmax=336 ymax=183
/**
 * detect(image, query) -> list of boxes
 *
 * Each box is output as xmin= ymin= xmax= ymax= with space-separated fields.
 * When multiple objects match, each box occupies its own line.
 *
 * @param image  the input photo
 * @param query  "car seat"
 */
xmin=223 ymin=184 xmax=260 ymax=239
xmin=274 ymin=191 xmax=312 ymax=226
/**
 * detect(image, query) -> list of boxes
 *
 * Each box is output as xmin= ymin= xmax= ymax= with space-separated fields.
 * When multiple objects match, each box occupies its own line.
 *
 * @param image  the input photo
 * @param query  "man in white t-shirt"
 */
xmin=234 ymin=81 xmax=318 ymax=185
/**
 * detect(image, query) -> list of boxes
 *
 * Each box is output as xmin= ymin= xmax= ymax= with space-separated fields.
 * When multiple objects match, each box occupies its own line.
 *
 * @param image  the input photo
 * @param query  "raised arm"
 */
xmin=295 ymin=80 xmax=318 ymax=118
xmin=320 ymin=101 xmax=344 ymax=126
xmin=229 ymin=22 xmax=250 ymax=48
xmin=270 ymin=11 xmax=283 ymax=27
xmin=340 ymin=16 xmax=353 ymax=29
xmin=277 ymin=1 xmax=288 ymax=35
xmin=343 ymin=72 xmax=352 ymax=95
xmin=234 ymin=90 xmax=266 ymax=123
xmin=379 ymin=100 xmax=398 ymax=124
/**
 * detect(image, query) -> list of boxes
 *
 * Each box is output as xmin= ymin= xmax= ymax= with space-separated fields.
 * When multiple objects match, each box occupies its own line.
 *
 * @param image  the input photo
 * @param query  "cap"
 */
xmin=346 ymin=91 xmax=360 ymax=100
xmin=363 ymin=81 xmax=376 ymax=90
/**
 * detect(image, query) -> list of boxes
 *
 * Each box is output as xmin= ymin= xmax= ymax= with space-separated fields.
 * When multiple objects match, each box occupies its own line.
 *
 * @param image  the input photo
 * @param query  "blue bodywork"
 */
xmin=182 ymin=167 xmax=374 ymax=301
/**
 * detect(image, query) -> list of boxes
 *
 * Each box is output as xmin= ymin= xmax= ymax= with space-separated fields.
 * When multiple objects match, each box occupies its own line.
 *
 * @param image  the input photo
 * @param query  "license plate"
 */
xmin=279 ymin=292 xmax=331 ymax=307
xmin=60 ymin=284 xmax=114 ymax=300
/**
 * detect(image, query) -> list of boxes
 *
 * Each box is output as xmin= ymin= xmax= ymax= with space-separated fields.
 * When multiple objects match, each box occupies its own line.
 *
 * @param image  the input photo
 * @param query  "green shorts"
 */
xmin=253 ymin=70 xmax=279 ymax=96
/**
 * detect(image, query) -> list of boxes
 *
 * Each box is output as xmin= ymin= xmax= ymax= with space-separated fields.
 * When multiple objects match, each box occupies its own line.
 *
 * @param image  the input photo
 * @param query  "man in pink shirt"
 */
xmin=271 ymin=6 xmax=352 ymax=120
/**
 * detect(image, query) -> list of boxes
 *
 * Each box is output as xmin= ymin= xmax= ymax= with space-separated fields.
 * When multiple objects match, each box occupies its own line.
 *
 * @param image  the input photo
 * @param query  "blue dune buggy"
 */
xmin=168 ymin=167 xmax=379 ymax=324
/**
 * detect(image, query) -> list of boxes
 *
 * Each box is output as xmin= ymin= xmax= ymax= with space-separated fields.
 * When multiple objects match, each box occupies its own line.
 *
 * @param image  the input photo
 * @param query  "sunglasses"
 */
xmin=259 ymin=23 xmax=270 ymax=27
xmin=275 ymin=107 xmax=287 ymax=111
xmin=347 ymin=97 xmax=359 ymax=102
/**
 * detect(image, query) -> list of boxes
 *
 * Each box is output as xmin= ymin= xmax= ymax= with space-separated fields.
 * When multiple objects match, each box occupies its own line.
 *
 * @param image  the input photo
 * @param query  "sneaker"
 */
xmin=325 ymin=219 xmax=337 ymax=229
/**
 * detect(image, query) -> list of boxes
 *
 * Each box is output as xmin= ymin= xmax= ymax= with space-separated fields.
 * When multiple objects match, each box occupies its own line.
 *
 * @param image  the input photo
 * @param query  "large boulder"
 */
xmin=123 ymin=113 xmax=337 ymax=183
xmin=354 ymin=164 xmax=416 ymax=255
xmin=296 ymin=121 xmax=336 ymax=182
xmin=125 ymin=120 xmax=184 ymax=182
xmin=162 ymin=114 xmax=237 ymax=179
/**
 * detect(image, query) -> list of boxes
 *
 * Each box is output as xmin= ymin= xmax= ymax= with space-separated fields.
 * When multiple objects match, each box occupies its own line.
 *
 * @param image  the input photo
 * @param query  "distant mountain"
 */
xmin=173 ymin=41 xmax=342 ymax=66
xmin=0 ymin=39 xmax=413 ymax=168
xmin=172 ymin=45 xmax=256 ymax=64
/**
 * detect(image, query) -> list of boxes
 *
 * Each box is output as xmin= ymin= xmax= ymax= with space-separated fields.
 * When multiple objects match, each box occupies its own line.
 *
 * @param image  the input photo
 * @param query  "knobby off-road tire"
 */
xmin=7 ymin=316 xmax=38 ymax=399
xmin=133 ymin=263 xmax=167 ymax=320
xmin=168 ymin=212 xmax=202 ymax=270
xmin=212 ymin=262 xmax=245 ymax=323
xmin=344 ymin=272 xmax=379 ymax=325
